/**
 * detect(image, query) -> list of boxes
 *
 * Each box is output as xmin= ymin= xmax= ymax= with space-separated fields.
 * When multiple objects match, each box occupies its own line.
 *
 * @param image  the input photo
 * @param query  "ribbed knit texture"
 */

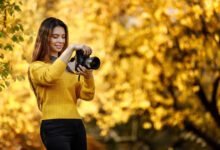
xmin=29 ymin=58 xmax=95 ymax=120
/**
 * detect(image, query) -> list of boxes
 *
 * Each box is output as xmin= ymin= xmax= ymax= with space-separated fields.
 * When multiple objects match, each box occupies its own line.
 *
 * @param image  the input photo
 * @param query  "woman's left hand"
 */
xmin=75 ymin=65 xmax=93 ymax=79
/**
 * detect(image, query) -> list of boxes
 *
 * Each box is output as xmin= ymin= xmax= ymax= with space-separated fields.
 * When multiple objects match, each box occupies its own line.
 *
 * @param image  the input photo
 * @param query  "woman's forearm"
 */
xmin=59 ymin=46 xmax=74 ymax=64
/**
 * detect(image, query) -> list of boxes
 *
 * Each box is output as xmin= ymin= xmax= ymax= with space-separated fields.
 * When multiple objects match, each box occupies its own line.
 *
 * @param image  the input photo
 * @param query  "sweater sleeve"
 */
xmin=29 ymin=58 xmax=67 ymax=86
xmin=76 ymin=76 xmax=95 ymax=101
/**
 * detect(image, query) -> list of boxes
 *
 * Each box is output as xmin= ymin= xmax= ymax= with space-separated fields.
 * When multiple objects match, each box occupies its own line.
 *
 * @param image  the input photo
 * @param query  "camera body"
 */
xmin=75 ymin=50 xmax=100 ymax=71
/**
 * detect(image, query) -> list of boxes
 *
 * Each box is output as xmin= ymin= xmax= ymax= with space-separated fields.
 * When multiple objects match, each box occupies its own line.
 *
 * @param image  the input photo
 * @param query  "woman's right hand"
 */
xmin=68 ymin=44 xmax=92 ymax=56
xmin=60 ymin=44 xmax=92 ymax=64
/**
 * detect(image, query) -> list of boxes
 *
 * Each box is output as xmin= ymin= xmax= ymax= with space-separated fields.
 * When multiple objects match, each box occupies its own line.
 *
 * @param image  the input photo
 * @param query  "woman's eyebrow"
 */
xmin=52 ymin=34 xmax=66 ymax=35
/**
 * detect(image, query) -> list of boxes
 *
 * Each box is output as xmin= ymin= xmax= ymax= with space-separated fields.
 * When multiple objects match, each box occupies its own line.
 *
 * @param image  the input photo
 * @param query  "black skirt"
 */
xmin=40 ymin=119 xmax=87 ymax=150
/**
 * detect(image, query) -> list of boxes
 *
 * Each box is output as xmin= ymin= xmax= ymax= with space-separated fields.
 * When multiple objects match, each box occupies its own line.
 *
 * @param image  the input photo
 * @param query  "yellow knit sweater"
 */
xmin=29 ymin=58 xmax=95 ymax=120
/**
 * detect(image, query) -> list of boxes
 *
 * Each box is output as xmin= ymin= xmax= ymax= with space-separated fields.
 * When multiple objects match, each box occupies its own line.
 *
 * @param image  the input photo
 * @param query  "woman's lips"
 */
xmin=55 ymin=45 xmax=63 ymax=49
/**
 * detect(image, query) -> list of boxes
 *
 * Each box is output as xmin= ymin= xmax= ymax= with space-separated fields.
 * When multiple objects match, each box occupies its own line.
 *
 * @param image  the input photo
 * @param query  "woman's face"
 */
xmin=49 ymin=26 xmax=66 ymax=56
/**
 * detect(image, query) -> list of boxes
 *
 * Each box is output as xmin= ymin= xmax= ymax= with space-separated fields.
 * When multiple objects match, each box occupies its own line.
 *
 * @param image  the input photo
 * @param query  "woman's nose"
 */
xmin=58 ymin=37 xmax=65 ymax=43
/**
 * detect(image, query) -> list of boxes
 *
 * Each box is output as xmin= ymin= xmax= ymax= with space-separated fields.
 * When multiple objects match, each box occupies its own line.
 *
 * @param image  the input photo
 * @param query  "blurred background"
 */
xmin=0 ymin=0 xmax=220 ymax=150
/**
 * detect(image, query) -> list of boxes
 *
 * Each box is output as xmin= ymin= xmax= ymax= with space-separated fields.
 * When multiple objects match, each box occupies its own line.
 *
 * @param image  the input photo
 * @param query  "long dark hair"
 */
xmin=32 ymin=17 xmax=69 ymax=62
xmin=28 ymin=17 xmax=69 ymax=111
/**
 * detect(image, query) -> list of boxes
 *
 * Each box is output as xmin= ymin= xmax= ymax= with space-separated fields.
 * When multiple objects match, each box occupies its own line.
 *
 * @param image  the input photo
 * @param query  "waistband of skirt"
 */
xmin=41 ymin=118 xmax=83 ymax=123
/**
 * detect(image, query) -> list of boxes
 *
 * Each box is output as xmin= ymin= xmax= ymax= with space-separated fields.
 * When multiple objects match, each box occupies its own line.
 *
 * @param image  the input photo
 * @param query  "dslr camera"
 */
xmin=73 ymin=50 xmax=100 ymax=71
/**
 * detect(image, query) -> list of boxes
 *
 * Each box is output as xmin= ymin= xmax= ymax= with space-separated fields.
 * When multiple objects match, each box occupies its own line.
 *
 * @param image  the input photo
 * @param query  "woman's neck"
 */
xmin=51 ymin=55 xmax=57 ymax=58
xmin=50 ymin=55 xmax=58 ymax=63
xmin=51 ymin=54 xmax=58 ymax=57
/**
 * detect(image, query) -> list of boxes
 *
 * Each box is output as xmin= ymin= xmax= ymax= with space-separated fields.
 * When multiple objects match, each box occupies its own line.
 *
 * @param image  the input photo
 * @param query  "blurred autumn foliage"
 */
xmin=1 ymin=0 xmax=220 ymax=150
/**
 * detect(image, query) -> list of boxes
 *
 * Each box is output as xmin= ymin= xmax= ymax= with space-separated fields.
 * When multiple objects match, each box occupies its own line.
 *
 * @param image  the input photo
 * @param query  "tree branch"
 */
xmin=184 ymin=120 xmax=220 ymax=150
xmin=168 ymin=83 xmax=178 ymax=109
xmin=196 ymin=81 xmax=220 ymax=127
xmin=4 ymin=4 xmax=7 ymax=28
xmin=196 ymin=81 xmax=210 ymax=106
xmin=167 ymin=79 xmax=220 ymax=149
xmin=211 ymin=76 xmax=220 ymax=106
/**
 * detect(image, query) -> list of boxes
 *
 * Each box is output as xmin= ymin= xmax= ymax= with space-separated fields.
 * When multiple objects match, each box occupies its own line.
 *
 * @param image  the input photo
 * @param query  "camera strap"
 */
xmin=78 ymin=75 xmax=80 ymax=82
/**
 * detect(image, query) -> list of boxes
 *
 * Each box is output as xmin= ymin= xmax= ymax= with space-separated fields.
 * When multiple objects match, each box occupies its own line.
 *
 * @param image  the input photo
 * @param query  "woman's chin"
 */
xmin=55 ymin=48 xmax=62 ymax=52
xmin=51 ymin=47 xmax=63 ymax=53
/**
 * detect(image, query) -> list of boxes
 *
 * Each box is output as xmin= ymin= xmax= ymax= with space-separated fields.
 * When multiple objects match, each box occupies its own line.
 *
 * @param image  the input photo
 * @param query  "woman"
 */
xmin=28 ymin=17 xmax=95 ymax=150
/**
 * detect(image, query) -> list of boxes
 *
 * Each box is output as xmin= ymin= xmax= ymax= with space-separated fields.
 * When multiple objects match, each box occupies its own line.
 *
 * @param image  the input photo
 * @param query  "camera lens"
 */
xmin=90 ymin=57 xmax=100 ymax=69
